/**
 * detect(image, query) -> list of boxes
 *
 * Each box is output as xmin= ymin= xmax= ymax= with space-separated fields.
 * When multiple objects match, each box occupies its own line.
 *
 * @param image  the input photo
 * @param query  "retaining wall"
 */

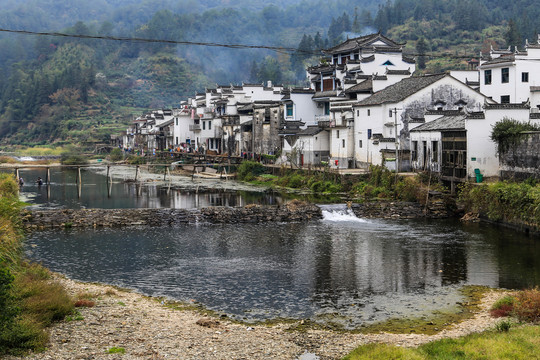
xmin=22 ymin=197 xmax=452 ymax=230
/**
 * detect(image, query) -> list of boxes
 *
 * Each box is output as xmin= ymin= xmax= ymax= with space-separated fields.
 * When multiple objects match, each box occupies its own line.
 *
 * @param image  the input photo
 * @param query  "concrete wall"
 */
xmin=499 ymin=131 xmax=540 ymax=179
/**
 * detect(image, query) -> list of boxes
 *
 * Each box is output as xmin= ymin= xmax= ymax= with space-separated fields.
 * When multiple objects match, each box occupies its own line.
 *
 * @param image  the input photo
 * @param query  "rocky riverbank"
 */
xmin=22 ymin=197 xmax=453 ymax=229
xmin=6 ymin=275 xmax=506 ymax=360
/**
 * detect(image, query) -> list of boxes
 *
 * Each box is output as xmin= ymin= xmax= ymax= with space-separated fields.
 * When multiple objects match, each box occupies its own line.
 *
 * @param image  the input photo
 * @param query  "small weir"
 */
xmin=319 ymin=204 xmax=369 ymax=223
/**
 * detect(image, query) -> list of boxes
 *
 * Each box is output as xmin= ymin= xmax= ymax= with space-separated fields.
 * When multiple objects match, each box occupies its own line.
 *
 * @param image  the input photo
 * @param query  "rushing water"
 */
xmin=25 ymin=205 xmax=540 ymax=329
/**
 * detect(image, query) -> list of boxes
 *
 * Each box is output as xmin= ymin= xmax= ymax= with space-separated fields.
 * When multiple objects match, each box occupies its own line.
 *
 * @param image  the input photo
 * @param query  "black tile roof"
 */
xmin=323 ymin=33 xmax=403 ymax=55
xmin=356 ymin=74 xmax=446 ymax=106
xmin=361 ymin=55 xmax=375 ymax=63
xmin=481 ymin=55 xmax=515 ymax=66
xmin=484 ymin=102 xmax=530 ymax=110
xmin=410 ymin=115 xmax=466 ymax=132
xmin=298 ymin=126 xmax=325 ymax=136
xmin=386 ymin=69 xmax=411 ymax=75
xmin=344 ymin=79 xmax=373 ymax=94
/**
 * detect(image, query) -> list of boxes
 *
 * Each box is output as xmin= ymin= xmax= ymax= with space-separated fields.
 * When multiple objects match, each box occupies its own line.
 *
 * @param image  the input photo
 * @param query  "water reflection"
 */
xmin=8 ymin=167 xmax=283 ymax=209
xmin=25 ymin=218 xmax=540 ymax=329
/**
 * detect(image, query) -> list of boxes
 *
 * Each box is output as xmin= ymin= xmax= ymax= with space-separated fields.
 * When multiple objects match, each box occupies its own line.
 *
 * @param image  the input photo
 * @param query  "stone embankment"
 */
xmin=352 ymin=197 xmax=451 ymax=219
xmin=22 ymin=198 xmax=452 ymax=229
xmin=21 ymin=201 xmax=323 ymax=229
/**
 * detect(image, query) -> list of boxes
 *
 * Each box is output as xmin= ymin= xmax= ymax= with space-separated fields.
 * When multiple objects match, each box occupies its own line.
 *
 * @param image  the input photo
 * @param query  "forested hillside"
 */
xmin=0 ymin=0 xmax=538 ymax=147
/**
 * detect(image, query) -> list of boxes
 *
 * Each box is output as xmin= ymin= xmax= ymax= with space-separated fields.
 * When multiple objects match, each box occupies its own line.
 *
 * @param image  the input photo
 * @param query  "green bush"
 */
xmin=0 ymin=268 xmax=18 ymax=345
xmin=287 ymin=174 xmax=305 ymax=188
xmin=60 ymin=153 xmax=89 ymax=165
xmin=237 ymin=161 xmax=265 ymax=181
xmin=126 ymin=155 xmax=146 ymax=165
xmin=109 ymin=148 xmax=123 ymax=162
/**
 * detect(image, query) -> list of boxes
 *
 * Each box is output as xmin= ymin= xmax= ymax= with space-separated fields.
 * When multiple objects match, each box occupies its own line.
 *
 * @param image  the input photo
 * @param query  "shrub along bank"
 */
xmin=0 ymin=173 xmax=73 ymax=355
xmin=459 ymin=180 xmax=540 ymax=233
xmin=237 ymin=162 xmax=445 ymax=204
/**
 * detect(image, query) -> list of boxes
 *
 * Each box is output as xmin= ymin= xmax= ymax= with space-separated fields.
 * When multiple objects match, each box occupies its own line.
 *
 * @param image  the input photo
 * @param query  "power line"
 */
xmin=0 ymin=28 xmax=315 ymax=55
xmin=0 ymin=27 xmax=484 ymax=60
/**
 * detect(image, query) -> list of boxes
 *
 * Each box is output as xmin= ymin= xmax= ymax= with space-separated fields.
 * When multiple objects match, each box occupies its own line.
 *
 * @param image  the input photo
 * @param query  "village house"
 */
xmin=354 ymin=74 xmax=487 ymax=171
xmin=304 ymin=33 xmax=417 ymax=168
xmin=116 ymin=32 xmax=540 ymax=182
xmin=479 ymin=36 xmax=540 ymax=106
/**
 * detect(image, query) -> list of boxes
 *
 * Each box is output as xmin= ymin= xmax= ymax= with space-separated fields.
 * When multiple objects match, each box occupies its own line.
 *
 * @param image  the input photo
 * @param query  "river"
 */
xmin=13 ymin=166 xmax=540 ymax=329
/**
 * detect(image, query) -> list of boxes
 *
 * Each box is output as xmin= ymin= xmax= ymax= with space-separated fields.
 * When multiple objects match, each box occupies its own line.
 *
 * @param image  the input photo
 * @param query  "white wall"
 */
xmin=289 ymin=92 xmax=323 ymax=126
xmin=410 ymin=131 xmax=442 ymax=172
xmin=173 ymin=111 xmax=193 ymax=146
xmin=466 ymin=107 xmax=530 ymax=178
xmin=354 ymin=75 xmax=487 ymax=168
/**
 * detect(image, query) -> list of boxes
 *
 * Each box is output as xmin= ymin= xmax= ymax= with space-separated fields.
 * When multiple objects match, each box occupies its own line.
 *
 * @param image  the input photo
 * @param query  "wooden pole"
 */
xmin=107 ymin=165 xmax=110 ymax=181
xmin=135 ymin=166 xmax=139 ymax=182
xmin=15 ymin=168 xmax=19 ymax=180
xmin=46 ymin=167 xmax=51 ymax=184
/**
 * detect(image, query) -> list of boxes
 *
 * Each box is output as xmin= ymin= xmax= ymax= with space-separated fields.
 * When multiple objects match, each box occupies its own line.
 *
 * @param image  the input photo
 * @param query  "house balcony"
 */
xmin=189 ymin=124 xmax=201 ymax=131
xmin=315 ymin=115 xmax=330 ymax=123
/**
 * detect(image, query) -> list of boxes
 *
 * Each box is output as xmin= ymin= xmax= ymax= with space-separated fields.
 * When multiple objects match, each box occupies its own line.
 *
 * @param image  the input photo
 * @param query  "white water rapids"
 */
xmin=319 ymin=204 xmax=368 ymax=223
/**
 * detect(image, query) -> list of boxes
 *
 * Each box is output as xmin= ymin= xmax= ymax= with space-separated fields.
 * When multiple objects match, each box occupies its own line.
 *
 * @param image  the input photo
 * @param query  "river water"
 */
xmin=14 ymin=167 xmax=285 ymax=209
xmin=11 ymin=166 xmax=540 ymax=329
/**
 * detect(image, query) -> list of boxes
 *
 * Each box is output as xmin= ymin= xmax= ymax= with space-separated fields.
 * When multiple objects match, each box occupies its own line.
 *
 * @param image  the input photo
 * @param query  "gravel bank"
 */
xmin=8 ymin=275 xmax=506 ymax=360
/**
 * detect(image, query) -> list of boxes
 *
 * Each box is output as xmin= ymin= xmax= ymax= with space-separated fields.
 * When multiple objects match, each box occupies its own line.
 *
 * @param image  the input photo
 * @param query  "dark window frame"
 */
xmin=484 ymin=69 xmax=492 ymax=85
xmin=501 ymin=68 xmax=509 ymax=83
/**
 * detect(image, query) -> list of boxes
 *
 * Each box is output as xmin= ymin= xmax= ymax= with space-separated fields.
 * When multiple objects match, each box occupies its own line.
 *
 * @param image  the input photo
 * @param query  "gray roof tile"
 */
xmin=356 ymin=74 xmax=447 ymax=106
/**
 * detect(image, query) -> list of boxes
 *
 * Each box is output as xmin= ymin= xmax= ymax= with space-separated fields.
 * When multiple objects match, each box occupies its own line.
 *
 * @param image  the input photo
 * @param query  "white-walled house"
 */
xmin=353 ymin=74 xmax=487 ymax=170
xmin=293 ymin=126 xmax=330 ymax=166
xmin=410 ymin=113 xmax=467 ymax=176
xmin=466 ymin=103 xmax=533 ymax=179
xmin=479 ymin=36 xmax=540 ymax=106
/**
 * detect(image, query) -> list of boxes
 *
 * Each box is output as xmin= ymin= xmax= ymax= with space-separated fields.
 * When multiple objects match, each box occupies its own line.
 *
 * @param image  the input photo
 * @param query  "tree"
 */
xmin=505 ymin=19 xmax=522 ymax=51
xmin=249 ymin=60 xmax=259 ymax=83
xmin=416 ymin=37 xmax=429 ymax=70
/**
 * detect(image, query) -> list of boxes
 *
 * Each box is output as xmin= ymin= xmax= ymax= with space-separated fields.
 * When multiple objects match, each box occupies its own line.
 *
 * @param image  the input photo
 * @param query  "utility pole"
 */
xmin=393 ymin=107 xmax=401 ymax=174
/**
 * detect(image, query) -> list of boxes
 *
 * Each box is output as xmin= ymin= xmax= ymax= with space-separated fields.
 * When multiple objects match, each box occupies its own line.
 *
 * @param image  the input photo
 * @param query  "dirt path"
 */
xmin=8 ymin=275 xmax=506 ymax=360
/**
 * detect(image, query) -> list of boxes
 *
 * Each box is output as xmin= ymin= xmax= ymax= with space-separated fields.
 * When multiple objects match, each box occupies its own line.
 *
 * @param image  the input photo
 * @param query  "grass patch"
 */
xmin=107 ymin=346 xmax=126 ymax=354
xmin=358 ymin=286 xmax=489 ymax=335
xmin=343 ymin=325 xmax=540 ymax=360
xmin=16 ymin=147 xmax=65 ymax=156
xmin=0 ymin=174 xmax=73 ymax=356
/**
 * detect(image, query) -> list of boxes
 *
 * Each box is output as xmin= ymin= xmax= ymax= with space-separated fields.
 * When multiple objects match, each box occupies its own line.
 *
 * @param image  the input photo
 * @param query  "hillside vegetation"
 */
xmin=0 ymin=0 xmax=538 ymax=147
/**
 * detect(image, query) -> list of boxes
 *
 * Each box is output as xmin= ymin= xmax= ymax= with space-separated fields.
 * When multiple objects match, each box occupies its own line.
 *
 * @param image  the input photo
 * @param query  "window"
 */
xmin=286 ymin=104 xmax=293 ymax=117
xmin=342 ymin=139 xmax=345 ymax=148
xmin=359 ymin=140 xmax=363 ymax=148
xmin=501 ymin=95 xmax=510 ymax=104
xmin=501 ymin=68 xmax=509 ymax=83
xmin=432 ymin=141 xmax=438 ymax=162
xmin=522 ymin=72 xmax=529 ymax=83
xmin=484 ymin=69 xmax=492 ymax=85
xmin=176 ymin=137 xmax=179 ymax=144
xmin=336 ymin=130 xmax=340 ymax=138
xmin=368 ymin=129 xmax=372 ymax=139
xmin=412 ymin=141 xmax=418 ymax=161
xmin=202 ymin=121 xmax=206 ymax=130
xmin=324 ymin=102 xmax=330 ymax=115
xmin=382 ymin=60 xmax=394 ymax=66
xmin=208 ymin=121 xmax=212 ymax=130
xmin=356 ymin=110 xmax=359 ymax=117
xmin=175 ymin=118 xmax=178 ymax=126
xmin=367 ymin=109 xmax=371 ymax=116
xmin=389 ymin=109 xmax=393 ymax=117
